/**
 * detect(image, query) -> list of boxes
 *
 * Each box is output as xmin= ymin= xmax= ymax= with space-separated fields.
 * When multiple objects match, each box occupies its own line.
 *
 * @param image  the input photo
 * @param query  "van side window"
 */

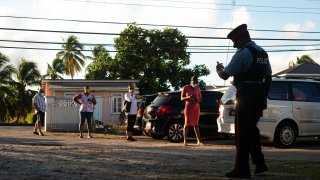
xmin=292 ymin=82 xmax=320 ymax=102
xmin=268 ymin=81 xmax=289 ymax=100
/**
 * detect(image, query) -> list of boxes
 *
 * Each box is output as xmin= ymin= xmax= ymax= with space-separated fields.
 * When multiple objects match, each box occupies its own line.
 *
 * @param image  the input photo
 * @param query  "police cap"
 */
xmin=227 ymin=24 xmax=249 ymax=41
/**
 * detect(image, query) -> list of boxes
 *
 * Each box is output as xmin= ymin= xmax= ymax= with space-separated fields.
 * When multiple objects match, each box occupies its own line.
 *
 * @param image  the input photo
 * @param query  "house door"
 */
xmin=93 ymin=96 xmax=103 ymax=122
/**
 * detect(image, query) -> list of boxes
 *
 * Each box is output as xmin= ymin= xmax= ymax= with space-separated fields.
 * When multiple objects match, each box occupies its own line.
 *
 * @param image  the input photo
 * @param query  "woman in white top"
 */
xmin=73 ymin=86 xmax=96 ymax=139
xmin=124 ymin=83 xmax=138 ymax=141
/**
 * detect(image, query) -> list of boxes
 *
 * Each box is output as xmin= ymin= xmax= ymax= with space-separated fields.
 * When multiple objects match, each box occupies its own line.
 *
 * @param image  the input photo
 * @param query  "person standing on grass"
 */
xmin=181 ymin=76 xmax=203 ymax=146
xmin=73 ymin=85 xmax=96 ymax=139
xmin=33 ymin=88 xmax=46 ymax=136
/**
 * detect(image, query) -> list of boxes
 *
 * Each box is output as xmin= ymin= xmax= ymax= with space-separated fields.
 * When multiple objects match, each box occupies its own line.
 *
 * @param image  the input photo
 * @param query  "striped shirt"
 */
xmin=33 ymin=94 xmax=47 ymax=113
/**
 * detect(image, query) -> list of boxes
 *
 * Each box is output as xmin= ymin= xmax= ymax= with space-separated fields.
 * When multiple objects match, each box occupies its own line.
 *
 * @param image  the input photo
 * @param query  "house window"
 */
xmin=111 ymin=94 xmax=123 ymax=114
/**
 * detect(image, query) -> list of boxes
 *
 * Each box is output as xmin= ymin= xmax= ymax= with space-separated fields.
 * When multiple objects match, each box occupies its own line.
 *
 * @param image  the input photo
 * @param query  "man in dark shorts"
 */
xmin=33 ymin=88 xmax=46 ymax=136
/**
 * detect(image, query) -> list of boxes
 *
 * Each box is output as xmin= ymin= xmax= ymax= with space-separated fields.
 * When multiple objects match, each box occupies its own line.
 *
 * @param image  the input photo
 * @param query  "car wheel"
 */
xmin=274 ymin=121 xmax=297 ymax=148
xmin=150 ymin=132 xmax=165 ymax=140
xmin=166 ymin=120 xmax=184 ymax=143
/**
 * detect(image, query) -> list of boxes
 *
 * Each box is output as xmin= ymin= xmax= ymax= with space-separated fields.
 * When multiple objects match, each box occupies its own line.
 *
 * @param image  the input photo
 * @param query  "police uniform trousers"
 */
xmin=234 ymin=83 xmax=266 ymax=173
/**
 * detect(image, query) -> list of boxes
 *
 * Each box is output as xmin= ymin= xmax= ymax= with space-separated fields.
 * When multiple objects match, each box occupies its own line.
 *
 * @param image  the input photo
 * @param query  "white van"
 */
xmin=217 ymin=78 xmax=320 ymax=148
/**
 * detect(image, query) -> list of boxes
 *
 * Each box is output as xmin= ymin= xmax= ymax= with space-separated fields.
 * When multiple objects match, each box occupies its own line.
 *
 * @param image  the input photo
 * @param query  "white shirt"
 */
xmin=124 ymin=92 xmax=138 ymax=115
xmin=79 ymin=93 xmax=95 ymax=112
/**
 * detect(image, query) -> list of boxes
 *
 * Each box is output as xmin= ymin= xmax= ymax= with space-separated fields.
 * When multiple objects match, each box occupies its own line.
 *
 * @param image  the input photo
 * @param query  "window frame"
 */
xmin=111 ymin=93 xmax=123 ymax=114
xmin=290 ymin=81 xmax=320 ymax=102
xmin=268 ymin=81 xmax=290 ymax=101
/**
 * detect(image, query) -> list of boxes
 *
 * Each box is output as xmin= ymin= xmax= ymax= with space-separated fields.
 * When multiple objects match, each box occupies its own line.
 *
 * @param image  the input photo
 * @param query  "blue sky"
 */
xmin=0 ymin=0 xmax=320 ymax=87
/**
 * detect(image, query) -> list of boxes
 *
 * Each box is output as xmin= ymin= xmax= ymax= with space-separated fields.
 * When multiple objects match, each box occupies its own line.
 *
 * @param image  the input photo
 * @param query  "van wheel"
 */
xmin=274 ymin=121 xmax=297 ymax=148
xmin=166 ymin=120 xmax=184 ymax=143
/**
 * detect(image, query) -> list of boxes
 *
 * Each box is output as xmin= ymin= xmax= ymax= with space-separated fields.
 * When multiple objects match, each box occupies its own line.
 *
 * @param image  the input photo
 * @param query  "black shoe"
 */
xmin=225 ymin=170 xmax=251 ymax=178
xmin=33 ymin=132 xmax=39 ymax=135
xmin=127 ymin=137 xmax=137 ymax=141
xmin=255 ymin=164 xmax=268 ymax=175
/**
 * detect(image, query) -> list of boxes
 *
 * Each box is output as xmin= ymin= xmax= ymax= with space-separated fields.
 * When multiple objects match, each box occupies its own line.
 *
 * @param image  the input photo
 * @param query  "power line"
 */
xmin=1 ymin=45 xmax=319 ymax=53
xmin=151 ymin=0 xmax=320 ymax=14
xmin=60 ymin=0 xmax=320 ymax=15
xmin=1 ymin=15 xmax=320 ymax=34
xmin=2 ymin=39 xmax=320 ymax=49
xmin=1 ymin=27 xmax=320 ymax=41
xmin=147 ymin=0 xmax=320 ymax=11
xmin=64 ymin=0 xmax=320 ymax=11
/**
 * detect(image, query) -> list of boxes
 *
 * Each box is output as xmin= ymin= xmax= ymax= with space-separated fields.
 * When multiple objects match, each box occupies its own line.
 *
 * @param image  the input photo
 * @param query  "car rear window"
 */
xmin=152 ymin=94 xmax=171 ymax=106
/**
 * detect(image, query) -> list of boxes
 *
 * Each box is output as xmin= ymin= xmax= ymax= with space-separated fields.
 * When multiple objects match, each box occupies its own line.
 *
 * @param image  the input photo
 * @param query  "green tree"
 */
xmin=43 ymin=57 xmax=66 ymax=79
xmin=113 ymin=24 xmax=195 ymax=94
xmin=296 ymin=55 xmax=317 ymax=64
xmin=85 ymin=45 xmax=117 ymax=79
xmin=0 ymin=52 xmax=14 ymax=122
xmin=57 ymin=35 xmax=86 ymax=79
xmin=176 ymin=64 xmax=211 ymax=90
xmin=85 ymin=24 xmax=210 ymax=94
xmin=12 ymin=59 xmax=41 ymax=123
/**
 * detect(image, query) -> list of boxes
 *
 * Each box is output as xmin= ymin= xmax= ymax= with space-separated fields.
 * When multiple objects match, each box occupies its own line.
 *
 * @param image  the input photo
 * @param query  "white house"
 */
xmin=42 ymin=79 xmax=139 ymax=132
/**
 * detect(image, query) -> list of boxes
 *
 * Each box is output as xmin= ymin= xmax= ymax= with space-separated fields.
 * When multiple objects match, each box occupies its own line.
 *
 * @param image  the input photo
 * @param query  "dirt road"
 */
xmin=0 ymin=126 xmax=319 ymax=179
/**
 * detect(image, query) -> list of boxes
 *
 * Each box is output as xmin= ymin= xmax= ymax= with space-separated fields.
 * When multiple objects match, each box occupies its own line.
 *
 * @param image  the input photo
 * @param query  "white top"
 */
xmin=124 ymin=92 xmax=138 ymax=115
xmin=79 ymin=93 xmax=95 ymax=112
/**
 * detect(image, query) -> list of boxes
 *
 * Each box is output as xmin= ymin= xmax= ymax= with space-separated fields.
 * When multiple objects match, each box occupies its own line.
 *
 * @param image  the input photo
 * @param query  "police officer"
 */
xmin=216 ymin=24 xmax=272 ymax=178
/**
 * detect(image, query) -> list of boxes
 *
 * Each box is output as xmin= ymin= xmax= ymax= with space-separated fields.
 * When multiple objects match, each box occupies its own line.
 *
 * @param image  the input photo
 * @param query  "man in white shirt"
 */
xmin=32 ymin=88 xmax=46 ymax=136
xmin=124 ymin=83 xmax=138 ymax=141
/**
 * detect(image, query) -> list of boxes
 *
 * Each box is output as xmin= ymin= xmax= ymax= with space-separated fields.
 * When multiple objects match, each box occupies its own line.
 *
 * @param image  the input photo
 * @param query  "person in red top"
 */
xmin=181 ymin=76 xmax=203 ymax=146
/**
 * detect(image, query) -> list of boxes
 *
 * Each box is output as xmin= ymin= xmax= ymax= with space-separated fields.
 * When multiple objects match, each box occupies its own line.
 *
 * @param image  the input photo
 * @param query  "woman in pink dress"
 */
xmin=181 ymin=76 xmax=203 ymax=146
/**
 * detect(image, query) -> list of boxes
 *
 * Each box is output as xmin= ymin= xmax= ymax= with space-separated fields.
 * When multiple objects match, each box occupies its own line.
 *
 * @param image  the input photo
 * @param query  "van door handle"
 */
xmin=295 ymin=107 xmax=301 ymax=110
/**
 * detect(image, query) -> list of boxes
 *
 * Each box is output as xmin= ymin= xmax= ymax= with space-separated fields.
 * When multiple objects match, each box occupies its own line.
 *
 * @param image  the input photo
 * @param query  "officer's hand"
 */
xmin=216 ymin=63 xmax=224 ymax=72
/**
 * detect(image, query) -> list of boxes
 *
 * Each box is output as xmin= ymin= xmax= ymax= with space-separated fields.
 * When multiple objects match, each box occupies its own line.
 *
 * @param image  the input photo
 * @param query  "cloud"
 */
xmin=282 ymin=20 xmax=316 ymax=38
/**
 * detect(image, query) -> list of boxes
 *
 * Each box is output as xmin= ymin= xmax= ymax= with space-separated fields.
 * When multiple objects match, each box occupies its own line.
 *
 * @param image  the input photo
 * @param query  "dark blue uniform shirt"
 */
xmin=224 ymin=41 xmax=272 ymax=76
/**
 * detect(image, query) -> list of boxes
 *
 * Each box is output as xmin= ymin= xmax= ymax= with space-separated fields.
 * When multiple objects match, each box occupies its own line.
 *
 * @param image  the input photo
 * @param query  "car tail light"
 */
xmin=137 ymin=109 xmax=144 ymax=116
xmin=155 ymin=106 xmax=172 ymax=116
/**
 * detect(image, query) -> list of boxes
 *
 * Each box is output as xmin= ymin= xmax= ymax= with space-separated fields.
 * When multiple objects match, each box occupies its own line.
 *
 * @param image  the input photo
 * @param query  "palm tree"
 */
xmin=12 ymin=59 xmax=41 ymax=123
xmin=57 ymin=35 xmax=86 ymax=79
xmin=91 ymin=45 xmax=107 ymax=62
xmin=296 ymin=55 xmax=317 ymax=64
xmin=0 ymin=52 xmax=14 ymax=122
xmin=43 ymin=57 xmax=66 ymax=79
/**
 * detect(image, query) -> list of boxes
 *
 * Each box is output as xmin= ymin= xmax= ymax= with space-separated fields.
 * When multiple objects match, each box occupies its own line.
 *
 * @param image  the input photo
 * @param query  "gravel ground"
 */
xmin=0 ymin=126 xmax=320 ymax=179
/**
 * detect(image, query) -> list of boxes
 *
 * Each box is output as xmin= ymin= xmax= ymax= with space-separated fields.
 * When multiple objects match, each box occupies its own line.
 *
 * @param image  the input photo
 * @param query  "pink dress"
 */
xmin=181 ymin=85 xmax=202 ymax=126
